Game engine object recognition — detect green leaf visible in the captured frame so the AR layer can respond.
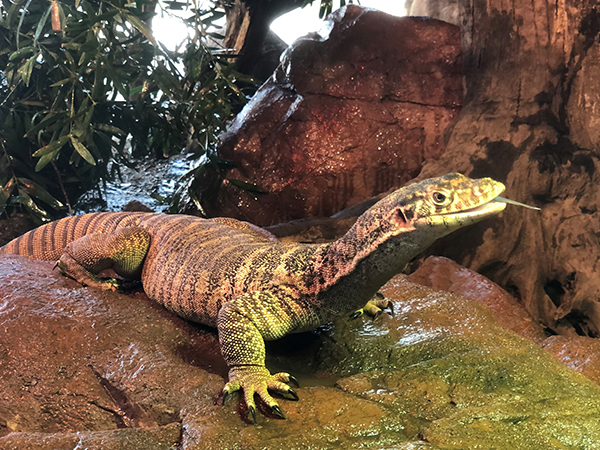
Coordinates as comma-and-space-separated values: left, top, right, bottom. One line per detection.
95, 124, 126, 135
19, 55, 37, 87
32, 135, 70, 157
123, 12, 156, 45
73, 102, 94, 137
25, 113, 64, 139
17, 177, 63, 209
101, 57, 129, 100
129, 85, 143, 95
319, 0, 332, 18
70, 136, 96, 166
34, 4, 53, 45
50, 78, 72, 87
35, 149, 60, 171
16, 188, 51, 222
16, 0, 34, 49
0, 177, 17, 205
61, 42, 82, 51
9, 47, 36, 61
19, 100, 46, 106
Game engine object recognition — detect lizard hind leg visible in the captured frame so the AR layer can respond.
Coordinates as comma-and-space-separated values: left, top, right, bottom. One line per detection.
56, 227, 151, 290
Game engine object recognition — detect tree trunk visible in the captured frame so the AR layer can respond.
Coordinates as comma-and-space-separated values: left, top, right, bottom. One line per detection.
223, 0, 299, 80
416, 0, 600, 336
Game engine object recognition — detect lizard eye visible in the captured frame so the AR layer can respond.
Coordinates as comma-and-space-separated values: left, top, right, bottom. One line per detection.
432, 191, 448, 205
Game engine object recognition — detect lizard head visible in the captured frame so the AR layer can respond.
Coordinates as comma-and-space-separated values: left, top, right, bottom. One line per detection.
322, 173, 509, 292
400, 172, 507, 232
361, 173, 507, 249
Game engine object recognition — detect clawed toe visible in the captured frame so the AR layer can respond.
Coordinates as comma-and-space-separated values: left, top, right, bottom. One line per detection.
287, 388, 299, 401
222, 366, 300, 424
221, 390, 230, 406
358, 295, 394, 320
349, 309, 364, 320
271, 404, 286, 419
287, 374, 300, 388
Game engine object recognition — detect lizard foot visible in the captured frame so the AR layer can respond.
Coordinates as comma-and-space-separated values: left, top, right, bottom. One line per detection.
54, 259, 119, 290
350, 293, 394, 320
221, 366, 299, 424
54, 259, 140, 291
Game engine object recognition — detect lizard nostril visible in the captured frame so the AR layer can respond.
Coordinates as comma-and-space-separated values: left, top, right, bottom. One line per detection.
397, 208, 408, 224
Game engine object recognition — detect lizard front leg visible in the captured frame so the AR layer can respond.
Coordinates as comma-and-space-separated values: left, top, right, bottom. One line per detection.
217, 291, 303, 423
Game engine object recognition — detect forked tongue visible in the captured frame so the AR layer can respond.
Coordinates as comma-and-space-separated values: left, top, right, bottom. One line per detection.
494, 196, 541, 211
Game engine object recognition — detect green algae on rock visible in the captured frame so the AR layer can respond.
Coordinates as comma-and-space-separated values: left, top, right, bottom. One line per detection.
3, 255, 600, 449
321, 275, 600, 449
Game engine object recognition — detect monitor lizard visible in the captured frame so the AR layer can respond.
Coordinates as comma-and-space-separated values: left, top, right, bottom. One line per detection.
0, 173, 512, 423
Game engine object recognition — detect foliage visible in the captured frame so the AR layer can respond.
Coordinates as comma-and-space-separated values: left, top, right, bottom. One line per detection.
303, 0, 357, 18
0, 0, 249, 222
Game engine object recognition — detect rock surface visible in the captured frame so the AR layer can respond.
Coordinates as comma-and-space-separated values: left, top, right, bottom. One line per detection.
206, 6, 463, 226
409, 256, 547, 343
542, 335, 600, 386
2, 254, 600, 449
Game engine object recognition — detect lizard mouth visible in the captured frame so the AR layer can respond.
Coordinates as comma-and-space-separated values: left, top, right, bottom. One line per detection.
442, 199, 507, 221
440, 196, 540, 221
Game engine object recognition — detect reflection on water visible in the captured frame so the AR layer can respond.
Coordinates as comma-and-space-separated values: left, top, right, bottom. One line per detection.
76, 155, 191, 214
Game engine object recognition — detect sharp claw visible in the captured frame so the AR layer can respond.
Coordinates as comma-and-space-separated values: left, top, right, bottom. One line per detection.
349, 309, 363, 320
288, 374, 300, 388
271, 405, 286, 419
222, 390, 229, 406
249, 405, 257, 424
376, 291, 385, 299
287, 388, 299, 401
388, 302, 394, 317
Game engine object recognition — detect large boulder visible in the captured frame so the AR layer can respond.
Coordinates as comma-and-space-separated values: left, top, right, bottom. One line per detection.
3, 254, 600, 449
409, 256, 547, 343
542, 335, 600, 386
204, 5, 463, 226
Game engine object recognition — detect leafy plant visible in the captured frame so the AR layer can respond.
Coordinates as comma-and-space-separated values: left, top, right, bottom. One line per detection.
303, 0, 357, 18
0, 0, 249, 222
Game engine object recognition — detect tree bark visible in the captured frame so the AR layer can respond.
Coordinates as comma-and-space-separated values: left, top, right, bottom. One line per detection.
415, 0, 600, 336
223, 0, 298, 80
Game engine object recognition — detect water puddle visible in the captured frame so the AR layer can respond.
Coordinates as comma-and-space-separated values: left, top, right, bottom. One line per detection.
76, 155, 192, 214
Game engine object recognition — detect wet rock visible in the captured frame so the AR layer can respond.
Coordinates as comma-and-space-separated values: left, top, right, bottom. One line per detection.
542, 335, 600, 386
3, 255, 600, 449
0, 255, 412, 449
0, 424, 181, 450
206, 6, 463, 226
317, 275, 600, 448
0, 254, 227, 445
409, 256, 546, 343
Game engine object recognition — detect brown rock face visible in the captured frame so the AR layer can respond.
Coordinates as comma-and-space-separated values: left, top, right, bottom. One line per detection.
542, 335, 600, 386
410, 256, 547, 344
4, 255, 600, 448
206, 5, 463, 226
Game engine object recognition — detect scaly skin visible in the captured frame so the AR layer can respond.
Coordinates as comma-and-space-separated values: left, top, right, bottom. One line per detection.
0, 173, 507, 423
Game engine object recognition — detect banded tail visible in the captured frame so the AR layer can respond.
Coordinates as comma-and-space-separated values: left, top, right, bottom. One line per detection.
0, 212, 150, 261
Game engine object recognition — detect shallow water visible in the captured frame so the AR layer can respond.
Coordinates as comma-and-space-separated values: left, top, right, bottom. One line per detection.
76, 155, 191, 214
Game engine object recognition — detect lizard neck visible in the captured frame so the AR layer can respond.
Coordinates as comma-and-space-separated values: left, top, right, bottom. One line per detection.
310, 213, 429, 311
